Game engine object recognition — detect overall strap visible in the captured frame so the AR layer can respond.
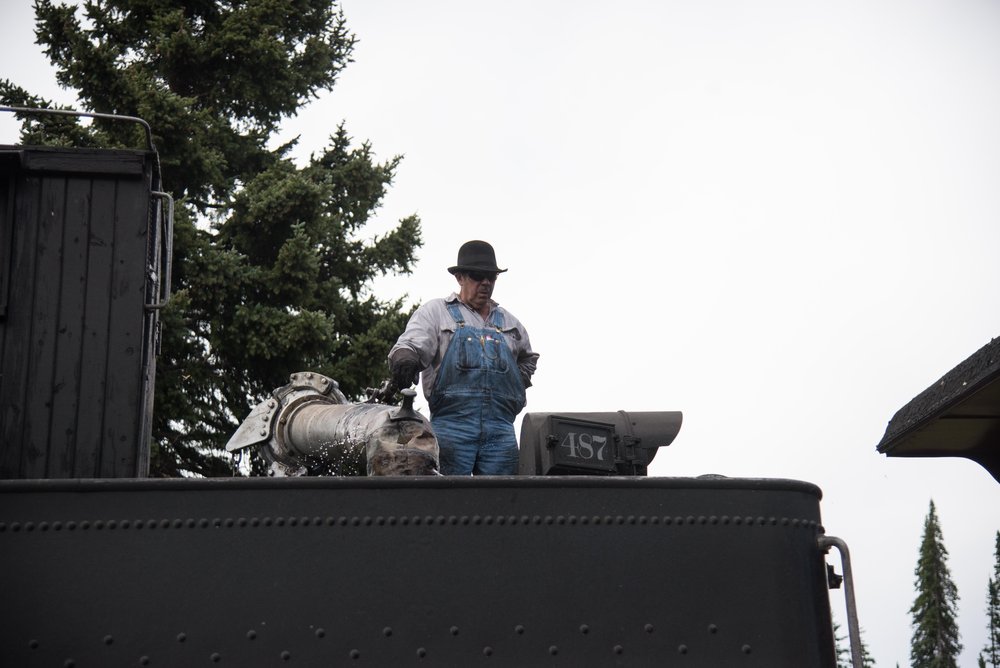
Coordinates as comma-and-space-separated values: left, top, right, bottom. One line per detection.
488, 308, 505, 332
446, 302, 465, 327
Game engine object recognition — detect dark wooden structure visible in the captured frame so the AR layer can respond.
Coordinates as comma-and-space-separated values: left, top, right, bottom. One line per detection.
0, 145, 166, 478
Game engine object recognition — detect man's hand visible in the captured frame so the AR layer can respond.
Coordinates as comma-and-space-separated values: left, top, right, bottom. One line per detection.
389, 350, 420, 389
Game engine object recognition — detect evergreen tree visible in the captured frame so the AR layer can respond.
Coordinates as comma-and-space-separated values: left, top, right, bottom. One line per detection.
834, 621, 876, 667
862, 638, 876, 667
1, 0, 422, 475
835, 621, 851, 667
909, 500, 962, 668
983, 531, 1000, 667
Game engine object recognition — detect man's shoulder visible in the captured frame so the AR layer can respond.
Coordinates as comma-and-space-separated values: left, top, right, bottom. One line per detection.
415, 296, 452, 313
409, 297, 457, 324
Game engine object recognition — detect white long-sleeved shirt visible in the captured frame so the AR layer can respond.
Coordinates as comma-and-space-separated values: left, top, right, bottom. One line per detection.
388, 293, 539, 401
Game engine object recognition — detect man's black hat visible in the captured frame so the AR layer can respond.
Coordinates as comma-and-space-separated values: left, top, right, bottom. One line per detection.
448, 240, 508, 275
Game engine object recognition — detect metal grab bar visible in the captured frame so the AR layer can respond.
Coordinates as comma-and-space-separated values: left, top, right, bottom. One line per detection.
147, 190, 174, 310
0, 105, 156, 152
819, 535, 862, 668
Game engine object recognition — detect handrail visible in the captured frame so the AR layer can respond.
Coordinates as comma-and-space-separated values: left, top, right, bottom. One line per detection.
819, 535, 862, 668
147, 191, 174, 310
0, 105, 156, 152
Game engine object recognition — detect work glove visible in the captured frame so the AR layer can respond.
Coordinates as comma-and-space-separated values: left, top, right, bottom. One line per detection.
389, 350, 420, 389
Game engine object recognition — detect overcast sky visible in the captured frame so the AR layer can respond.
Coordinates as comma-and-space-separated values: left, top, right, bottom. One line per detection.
4, 1, 1000, 664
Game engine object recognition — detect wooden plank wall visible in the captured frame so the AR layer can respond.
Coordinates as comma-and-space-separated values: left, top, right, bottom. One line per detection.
0, 148, 158, 478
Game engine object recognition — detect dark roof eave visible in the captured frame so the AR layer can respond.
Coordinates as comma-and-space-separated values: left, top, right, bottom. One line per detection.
876, 337, 1000, 483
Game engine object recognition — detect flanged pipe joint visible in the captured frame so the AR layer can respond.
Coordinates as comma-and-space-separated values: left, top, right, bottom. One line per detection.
225, 372, 440, 476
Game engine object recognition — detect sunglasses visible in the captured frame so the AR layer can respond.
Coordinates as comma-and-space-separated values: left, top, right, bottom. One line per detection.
466, 271, 498, 283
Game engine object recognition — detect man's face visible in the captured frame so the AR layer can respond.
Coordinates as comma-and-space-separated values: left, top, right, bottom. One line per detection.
457, 271, 498, 311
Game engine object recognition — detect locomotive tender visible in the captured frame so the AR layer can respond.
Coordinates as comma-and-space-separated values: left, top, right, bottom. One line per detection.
0, 109, 860, 667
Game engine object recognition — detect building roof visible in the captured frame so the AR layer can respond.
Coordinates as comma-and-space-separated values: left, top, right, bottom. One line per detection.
876, 336, 1000, 483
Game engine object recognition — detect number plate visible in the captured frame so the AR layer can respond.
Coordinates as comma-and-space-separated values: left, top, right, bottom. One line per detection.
549, 416, 617, 473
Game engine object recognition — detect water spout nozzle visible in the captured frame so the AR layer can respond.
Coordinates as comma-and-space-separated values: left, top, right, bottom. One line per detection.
390, 388, 422, 422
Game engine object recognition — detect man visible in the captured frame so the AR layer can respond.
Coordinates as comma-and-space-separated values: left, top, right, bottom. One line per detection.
388, 240, 539, 475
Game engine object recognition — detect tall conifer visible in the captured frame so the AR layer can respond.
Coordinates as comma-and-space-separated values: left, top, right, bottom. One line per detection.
982, 531, 1000, 667
909, 500, 962, 668
834, 622, 876, 667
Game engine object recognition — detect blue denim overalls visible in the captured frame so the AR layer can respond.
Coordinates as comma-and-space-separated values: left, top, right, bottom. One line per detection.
429, 303, 526, 475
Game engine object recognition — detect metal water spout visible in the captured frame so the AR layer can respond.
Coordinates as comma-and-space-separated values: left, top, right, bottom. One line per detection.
226, 372, 440, 476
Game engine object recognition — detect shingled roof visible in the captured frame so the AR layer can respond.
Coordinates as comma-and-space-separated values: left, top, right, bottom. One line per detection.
877, 337, 1000, 483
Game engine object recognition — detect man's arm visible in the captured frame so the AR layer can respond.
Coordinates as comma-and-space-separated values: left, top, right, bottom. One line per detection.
517, 350, 539, 388
514, 321, 539, 388
387, 301, 442, 388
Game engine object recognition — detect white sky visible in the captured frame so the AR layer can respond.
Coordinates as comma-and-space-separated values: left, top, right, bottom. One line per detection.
4, 1, 1000, 664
